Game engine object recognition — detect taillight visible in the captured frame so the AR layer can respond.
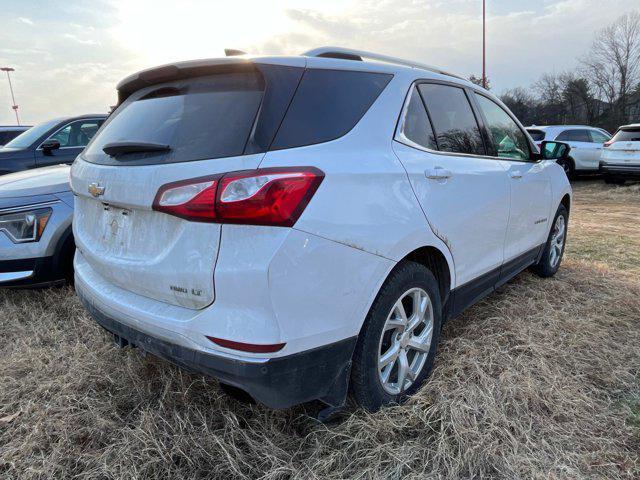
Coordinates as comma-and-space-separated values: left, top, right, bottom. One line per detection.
603, 140, 613, 148
153, 176, 221, 221
152, 167, 324, 226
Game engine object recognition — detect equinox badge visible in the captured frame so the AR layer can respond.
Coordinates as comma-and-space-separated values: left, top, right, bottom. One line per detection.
88, 182, 105, 197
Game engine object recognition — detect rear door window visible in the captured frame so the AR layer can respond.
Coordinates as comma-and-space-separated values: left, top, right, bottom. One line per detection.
418, 84, 485, 155
474, 94, 530, 160
84, 71, 267, 165
556, 129, 590, 142
271, 69, 392, 150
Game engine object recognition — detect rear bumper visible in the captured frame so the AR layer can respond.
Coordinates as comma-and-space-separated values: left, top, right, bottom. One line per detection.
78, 288, 356, 409
600, 162, 640, 177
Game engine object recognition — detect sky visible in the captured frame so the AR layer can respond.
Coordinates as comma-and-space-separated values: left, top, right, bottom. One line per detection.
0, 0, 636, 125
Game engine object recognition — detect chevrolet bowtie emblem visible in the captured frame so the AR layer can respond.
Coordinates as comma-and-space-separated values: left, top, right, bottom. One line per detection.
88, 182, 105, 197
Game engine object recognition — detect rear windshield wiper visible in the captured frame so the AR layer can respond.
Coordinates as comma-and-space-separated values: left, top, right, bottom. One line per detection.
102, 141, 171, 157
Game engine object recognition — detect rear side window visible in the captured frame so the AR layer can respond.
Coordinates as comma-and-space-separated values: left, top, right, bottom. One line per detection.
270, 69, 392, 150
397, 87, 437, 150
418, 84, 485, 155
84, 72, 267, 165
526, 129, 545, 141
610, 128, 640, 142
556, 129, 590, 142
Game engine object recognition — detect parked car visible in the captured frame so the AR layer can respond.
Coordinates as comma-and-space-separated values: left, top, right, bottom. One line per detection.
526, 125, 611, 176
71, 48, 572, 413
0, 125, 31, 147
0, 165, 74, 287
0, 114, 107, 175
600, 123, 640, 184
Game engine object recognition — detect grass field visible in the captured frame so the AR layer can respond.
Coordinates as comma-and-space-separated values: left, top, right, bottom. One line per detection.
1, 179, 639, 479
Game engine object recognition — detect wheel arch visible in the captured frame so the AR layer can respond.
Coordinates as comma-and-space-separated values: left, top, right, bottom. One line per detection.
560, 193, 571, 215
402, 246, 451, 305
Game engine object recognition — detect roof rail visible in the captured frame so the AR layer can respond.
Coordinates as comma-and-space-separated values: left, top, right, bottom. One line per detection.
302, 46, 465, 80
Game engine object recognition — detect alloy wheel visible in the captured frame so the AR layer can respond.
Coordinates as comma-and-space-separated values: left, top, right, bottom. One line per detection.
377, 287, 434, 395
549, 214, 566, 268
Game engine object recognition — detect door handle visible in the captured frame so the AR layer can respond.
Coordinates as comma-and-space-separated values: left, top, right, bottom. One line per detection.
425, 167, 452, 180
510, 171, 523, 179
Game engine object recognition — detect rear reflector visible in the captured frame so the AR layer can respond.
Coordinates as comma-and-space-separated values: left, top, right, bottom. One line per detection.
604, 140, 613, 148
206, 336, 286, 353
153, 167, 324, 226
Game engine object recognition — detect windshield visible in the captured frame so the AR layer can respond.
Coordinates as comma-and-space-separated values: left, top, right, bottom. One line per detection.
4, 120, 59, 149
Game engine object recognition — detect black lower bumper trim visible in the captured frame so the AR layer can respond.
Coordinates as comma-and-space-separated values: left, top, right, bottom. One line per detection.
601, 164, 640, 177
0, 256, 64, 287
79, 291, 357, 409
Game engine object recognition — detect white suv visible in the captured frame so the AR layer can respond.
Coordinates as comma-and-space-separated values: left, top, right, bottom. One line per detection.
526, 125, 611, 176
71, 48, 572, 413
600, 124, 640, 184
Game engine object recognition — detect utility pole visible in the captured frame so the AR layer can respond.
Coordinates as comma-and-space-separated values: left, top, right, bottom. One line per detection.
1, 67, 20, 125
482, 0, 487, 89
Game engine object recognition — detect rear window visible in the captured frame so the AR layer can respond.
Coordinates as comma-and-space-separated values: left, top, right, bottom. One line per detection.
526, 129, 545, 141
84, 72, 266, 165
270, 69, 392, 150
611, 127, 640, 142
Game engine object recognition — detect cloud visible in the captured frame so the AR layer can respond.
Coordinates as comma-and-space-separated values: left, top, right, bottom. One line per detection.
63, 33, 100, 46
0, 0, 637, 125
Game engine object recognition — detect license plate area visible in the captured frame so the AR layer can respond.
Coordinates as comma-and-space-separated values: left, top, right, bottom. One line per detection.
100, 204, 132, 248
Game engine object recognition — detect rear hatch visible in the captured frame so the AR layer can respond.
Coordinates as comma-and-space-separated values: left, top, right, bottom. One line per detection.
70, 59, 304, 309
604, 127, 640, 165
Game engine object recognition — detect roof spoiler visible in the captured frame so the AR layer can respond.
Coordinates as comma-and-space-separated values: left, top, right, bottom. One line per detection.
115, 57, 255, 105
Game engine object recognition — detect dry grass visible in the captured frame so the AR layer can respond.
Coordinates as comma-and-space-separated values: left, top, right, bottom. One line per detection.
1, 179, 639, 479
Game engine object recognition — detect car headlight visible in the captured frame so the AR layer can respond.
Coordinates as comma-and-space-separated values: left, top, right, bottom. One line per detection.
0, 208, 52, 243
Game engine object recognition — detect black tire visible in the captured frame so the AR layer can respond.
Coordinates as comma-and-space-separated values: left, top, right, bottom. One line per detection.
531, 204, 568, 278
557, 157, 575, 179
350, 261, 442, 411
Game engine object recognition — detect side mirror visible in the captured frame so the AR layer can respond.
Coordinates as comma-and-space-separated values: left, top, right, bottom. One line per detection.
41, 139, 60, 154
540, 141, 571, 160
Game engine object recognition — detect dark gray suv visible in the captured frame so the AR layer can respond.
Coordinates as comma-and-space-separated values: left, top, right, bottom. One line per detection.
0, 114, 106, 175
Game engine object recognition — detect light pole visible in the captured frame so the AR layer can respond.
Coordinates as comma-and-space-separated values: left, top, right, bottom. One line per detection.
1, 67, 20, 125
482, 0, 487, 89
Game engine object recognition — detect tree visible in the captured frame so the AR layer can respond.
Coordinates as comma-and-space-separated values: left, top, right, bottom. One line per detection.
500, 87, 537, 125
533, 73, 565, 124
469, 74, 491, 90
560, 73, 596, 124
581, 11, 640, 124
